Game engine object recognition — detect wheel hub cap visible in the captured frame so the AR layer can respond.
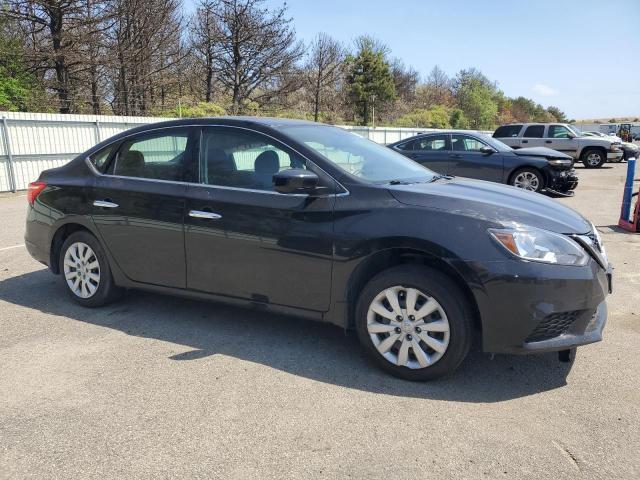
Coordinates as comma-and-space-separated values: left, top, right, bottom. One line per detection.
63, 242, 100, 299
366, 286, 450, 369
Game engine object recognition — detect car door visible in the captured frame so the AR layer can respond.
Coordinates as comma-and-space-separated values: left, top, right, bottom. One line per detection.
396, 134, 451, 174
545, 124, 579, 157
520, 125, 546, 148
183, 126, 336, 311
91, 127, 197, 288
448, 134, 504, 182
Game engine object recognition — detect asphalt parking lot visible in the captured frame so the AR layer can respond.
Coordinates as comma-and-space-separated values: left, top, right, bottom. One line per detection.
1, 163, 639, 479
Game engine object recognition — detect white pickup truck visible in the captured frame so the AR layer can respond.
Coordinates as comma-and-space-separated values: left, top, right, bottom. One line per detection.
493, 123, 623, 168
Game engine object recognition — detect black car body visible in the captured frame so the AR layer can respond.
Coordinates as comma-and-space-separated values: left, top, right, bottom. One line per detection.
25, 118, 611, 380
387, 131, 578, 194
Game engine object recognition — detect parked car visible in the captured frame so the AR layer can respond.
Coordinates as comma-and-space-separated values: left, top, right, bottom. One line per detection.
582, 131, 623, 143
25, 118, 611, 380
387, 131, 577, 194
580, 131, 638, 161
493, 123, 623, 168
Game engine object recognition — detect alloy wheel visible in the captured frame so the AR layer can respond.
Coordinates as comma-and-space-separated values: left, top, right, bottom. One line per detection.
586, 152, 602, 167
63, 242, 100, 298
366, 286, 450, 369
513, 171, 540, 191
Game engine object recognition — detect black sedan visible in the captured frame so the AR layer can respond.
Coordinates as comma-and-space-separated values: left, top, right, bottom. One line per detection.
25, 118, 610, 380
388, 132, 578, 195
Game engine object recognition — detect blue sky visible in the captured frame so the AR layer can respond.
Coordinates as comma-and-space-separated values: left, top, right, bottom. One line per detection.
186, 0, 640, 119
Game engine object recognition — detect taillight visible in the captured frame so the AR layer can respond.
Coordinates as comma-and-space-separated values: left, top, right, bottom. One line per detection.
27, 182, 47, 206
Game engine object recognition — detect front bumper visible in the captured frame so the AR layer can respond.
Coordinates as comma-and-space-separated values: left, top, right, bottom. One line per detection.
607, 151, 623, 161
547, 168, 578, 192
464, 257, 611, 355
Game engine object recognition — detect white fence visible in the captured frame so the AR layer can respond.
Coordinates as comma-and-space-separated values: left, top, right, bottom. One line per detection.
0, 111, 492, 192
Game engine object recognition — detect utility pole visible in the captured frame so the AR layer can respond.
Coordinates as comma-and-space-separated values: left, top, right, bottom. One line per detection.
371, 94, 376, 129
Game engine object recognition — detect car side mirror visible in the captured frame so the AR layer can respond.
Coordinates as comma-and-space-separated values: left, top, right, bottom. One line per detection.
273, 169, 319, 194
480, 146, 496, 155
566, 134, 576, 139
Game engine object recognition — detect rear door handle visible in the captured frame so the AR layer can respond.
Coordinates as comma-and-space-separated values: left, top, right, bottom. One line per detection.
450, 154, 462, 159
93, 200, 119, 209
522, 140, 528, 143
189, 210, 222, 220
545, 140, 552, 144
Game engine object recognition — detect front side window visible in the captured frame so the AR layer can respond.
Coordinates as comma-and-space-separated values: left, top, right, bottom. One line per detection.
523, 125, 545, 138
414, 135, 449, 151
113, 129, 191, 181
200, 128, 306, 190
281, 125, 434, 184
548, 125, 573, 138
451, 134, 487, 152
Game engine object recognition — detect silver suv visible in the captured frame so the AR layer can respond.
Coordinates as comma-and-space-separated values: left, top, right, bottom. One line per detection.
493, 123, 623, 168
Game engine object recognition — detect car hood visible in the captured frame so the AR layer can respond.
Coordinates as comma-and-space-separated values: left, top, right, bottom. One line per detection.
388, 177, 592, 234
511, 147, 573, 160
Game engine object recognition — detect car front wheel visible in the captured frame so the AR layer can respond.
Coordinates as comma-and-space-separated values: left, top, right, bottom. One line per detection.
355, 265, 473, 381
59, 230, 121, 307
581, 148, 606, 168
510, 168, 544, 192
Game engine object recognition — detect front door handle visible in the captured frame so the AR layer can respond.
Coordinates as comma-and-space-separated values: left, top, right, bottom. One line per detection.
93, 200, 119, 208
450, 154, 462, 159
189, 210, 222, 220
522, 140, 528, 143
545, 140, 552, 144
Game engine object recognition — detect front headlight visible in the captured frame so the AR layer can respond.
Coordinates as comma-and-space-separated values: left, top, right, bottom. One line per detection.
547, 159, 573, 167
489, 227, 589, 266
610, 144, 622, 152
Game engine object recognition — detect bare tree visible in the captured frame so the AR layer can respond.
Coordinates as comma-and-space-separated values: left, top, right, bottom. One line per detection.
208, 0, 303, 113
190, 0, 220, 102
304, 33, 344, 122
416, 65, 453, 108
4, 0, 112, 113
108, 0, 186, 116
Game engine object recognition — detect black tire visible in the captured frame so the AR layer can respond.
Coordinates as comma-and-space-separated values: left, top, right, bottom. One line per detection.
355, 265, 473, 381
581, 148, 606, 168
59, 230, 122, 307
509, 167, 545, 193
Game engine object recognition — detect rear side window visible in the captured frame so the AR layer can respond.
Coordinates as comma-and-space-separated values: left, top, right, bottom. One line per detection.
414, 135, 449, 151
113, 128, 192, 181
493, 125, 522, 138
523, 125, 545, 138
89, 146, 114, 173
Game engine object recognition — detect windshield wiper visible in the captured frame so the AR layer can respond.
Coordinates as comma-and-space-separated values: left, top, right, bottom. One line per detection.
427, 174, 454, 183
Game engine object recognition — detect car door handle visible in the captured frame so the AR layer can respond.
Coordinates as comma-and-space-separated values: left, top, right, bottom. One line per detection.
522, 140, 528, 143
545, 140, 552, 144
450, 154, 462, 159
93, 200, 119, 209
188, 210, 222, 220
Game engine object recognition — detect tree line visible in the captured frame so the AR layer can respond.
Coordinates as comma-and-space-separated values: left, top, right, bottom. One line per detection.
0, 0, 570, 128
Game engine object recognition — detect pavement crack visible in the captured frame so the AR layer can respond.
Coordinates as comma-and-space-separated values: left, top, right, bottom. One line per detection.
552, 440, 581, 471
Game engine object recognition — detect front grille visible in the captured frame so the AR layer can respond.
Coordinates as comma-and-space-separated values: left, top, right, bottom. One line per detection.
525, 311, 580, 342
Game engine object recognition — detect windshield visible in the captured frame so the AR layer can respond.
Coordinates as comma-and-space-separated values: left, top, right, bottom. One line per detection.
281, 125, 435, 184
567, 124, 583, 136
476, 134, 513, 152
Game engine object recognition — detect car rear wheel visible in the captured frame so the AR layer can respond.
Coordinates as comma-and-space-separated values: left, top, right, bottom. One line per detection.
510, 168, 544, 192
59, 231, 121, 307
581, 148, 606, 168
355, 265, 473, 381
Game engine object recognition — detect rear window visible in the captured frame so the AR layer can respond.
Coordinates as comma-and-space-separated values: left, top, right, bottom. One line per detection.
493, 125, 522, 138
523, 125, 545, 138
